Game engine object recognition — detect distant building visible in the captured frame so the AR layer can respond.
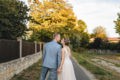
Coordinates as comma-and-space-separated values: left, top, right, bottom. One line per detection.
107, 37, 120, 43
90, 37, 120, 43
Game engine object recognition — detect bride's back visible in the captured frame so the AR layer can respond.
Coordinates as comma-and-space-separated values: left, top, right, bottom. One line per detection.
63, 46, 71, 59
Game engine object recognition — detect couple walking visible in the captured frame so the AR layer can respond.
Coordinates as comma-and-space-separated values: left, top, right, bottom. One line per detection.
40, 33, 76, 80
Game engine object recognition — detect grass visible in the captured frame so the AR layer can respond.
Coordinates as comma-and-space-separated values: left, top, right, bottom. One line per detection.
10, 51, 120, 80
115, 64, 120, 67
73, 51, 120, 80
11, 59, 42, 80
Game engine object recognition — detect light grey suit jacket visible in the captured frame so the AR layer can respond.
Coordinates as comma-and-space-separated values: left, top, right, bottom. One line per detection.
42, 40, 61, 69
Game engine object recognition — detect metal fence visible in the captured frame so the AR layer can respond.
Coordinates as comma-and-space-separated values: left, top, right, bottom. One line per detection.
0, 39, 43, 63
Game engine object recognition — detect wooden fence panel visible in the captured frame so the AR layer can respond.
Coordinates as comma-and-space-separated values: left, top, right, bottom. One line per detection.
0, 39, 19, 63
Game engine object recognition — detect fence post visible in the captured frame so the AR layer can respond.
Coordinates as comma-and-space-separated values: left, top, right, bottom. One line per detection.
35, 41, 37, 54
17, 37, 22, 59
39, 42, 43, 57
40, 42, 42, 52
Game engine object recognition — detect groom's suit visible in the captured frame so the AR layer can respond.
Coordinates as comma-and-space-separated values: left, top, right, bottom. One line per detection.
40, 40, 61, 80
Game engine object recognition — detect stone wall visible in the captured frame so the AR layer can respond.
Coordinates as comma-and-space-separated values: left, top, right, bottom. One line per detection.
87, 49, 118, 54
0, 52, 42, 80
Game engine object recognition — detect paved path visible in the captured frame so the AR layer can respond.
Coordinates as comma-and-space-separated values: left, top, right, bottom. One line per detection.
46, 59, 92, 80
72, 59, 91, 80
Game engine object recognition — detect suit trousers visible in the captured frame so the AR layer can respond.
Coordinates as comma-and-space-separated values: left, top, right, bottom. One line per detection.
40, 66, 57, 80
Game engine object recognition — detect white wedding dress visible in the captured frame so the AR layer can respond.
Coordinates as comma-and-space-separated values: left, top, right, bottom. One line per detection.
58, 47, 76, 80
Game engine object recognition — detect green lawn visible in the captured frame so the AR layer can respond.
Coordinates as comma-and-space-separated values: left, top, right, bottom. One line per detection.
73, 51, 120, 80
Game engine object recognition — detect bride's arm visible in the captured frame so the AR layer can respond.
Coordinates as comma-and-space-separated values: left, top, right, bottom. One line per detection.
68, 47, 72, 58
58, 48, 65, 71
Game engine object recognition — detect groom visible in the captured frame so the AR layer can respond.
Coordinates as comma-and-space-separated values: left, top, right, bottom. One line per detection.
40, 33, 62, 80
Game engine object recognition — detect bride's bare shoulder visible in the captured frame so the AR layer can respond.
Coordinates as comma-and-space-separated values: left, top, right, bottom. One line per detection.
62, 47, 66, 52
61, 47, 65, 51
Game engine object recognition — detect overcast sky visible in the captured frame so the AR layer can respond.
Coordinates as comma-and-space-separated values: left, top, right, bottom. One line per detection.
21, 0, 120, 37
67, 0, 120, 37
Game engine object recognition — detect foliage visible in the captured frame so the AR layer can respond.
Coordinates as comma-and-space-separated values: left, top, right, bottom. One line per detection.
70, 20, 88, 49
80, 32, 90, 48
88, 37, 120, 52
89, 37, 103, 49
29, 0, 76, 39
29, 29, 53, 42
92, 26, 107, 39
115, 13, 120, 35
29, 0, 88, 44
0, 0, 30, 39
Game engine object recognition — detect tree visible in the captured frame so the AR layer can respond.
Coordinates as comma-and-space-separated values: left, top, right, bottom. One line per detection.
92, 26, 107, 39
115, 13, 120, 35
28, 0, 89, 50
80, 32, 90, 48
73, 20, 87, 37
74, 20, 87, 32
0, 0, 30, 39
71, 20, 88, 48
29, 0, 77, 41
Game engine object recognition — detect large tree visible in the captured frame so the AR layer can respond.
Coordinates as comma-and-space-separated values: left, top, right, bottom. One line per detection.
29, 0, 77, 41
115, 13, 120, 35
0, 0, 30, 39
28, 0, 88, 46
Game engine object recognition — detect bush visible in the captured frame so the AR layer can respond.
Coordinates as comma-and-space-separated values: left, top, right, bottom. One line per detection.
88, 37, 103, 49
88, 38, 120, 52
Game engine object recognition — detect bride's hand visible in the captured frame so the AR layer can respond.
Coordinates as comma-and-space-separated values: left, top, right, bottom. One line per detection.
57, 67, 62, 74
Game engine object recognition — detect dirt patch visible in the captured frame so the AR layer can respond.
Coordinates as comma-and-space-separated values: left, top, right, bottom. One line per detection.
91, 58, 120, 74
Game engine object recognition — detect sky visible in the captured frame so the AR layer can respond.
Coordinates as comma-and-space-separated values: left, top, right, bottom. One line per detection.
21, 0, 120, 37
67, 0, 120, 37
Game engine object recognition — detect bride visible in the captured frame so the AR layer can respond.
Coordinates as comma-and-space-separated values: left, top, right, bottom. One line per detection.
57, 38, 76, 80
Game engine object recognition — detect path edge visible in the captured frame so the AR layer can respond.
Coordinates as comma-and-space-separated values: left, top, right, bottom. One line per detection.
72, 57, 98, 80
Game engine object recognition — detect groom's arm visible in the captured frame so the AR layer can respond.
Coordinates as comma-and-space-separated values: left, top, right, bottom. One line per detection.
57, 45, 62, 68
42, 44, 46, 62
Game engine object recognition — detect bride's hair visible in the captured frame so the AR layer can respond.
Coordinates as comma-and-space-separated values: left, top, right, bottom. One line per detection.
64, 38, 70, 46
